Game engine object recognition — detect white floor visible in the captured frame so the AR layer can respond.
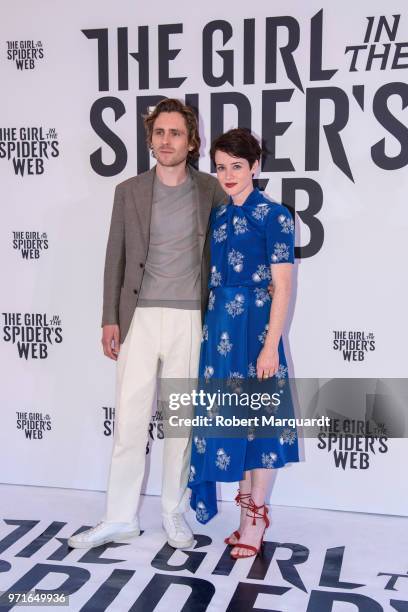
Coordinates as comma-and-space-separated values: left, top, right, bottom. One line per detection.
0, 484, 407, 611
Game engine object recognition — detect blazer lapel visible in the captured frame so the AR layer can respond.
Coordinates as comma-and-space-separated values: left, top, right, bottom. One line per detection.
131, 167, 155, 250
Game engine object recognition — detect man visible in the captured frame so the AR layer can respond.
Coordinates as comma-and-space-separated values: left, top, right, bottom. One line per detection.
68, 98, 226, 550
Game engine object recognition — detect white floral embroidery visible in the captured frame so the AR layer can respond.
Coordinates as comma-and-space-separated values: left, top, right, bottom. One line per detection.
233, 216, 249, 235
254, 287, 271, 307
196, 500, 210, 522
225, 293, 245, 317
227, 371, 244, 393
217, 332, 233, 356
280, 428, 297, 445
275, 364, 288, 379
262, 452, 277, 468
252, 204, 270, 221
278, 214, 294, 234
252, 264, 271, 283
258, 324, 269, 345
210, 266, 222, 286
215, 448, 231, 470
194, 436, 207, 454
248, 362, 257, 378
228, 249, 244, 272
204, 365, 214, 382
216, 204, 227, 218
271, 242, 290, 263
208, 291, 215, 311
201, 324, 208, 342
189, 465, 196, 482
213, 223, 227, 243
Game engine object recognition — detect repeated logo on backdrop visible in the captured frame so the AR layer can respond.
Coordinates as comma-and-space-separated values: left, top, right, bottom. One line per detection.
16, 412, 52, 440
2, 313, 63, 359
6, 40, 44, 70
102, 406, 163, 453
12, 231, 49, 260
0, 127, 60, 175
333, 330, 376, 361
102, 406, 115, 436
317, 418, 388, 469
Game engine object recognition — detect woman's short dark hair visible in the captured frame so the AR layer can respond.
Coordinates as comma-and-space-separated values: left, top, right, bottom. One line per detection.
210, 128, 261, 167
143, 98, 200, 162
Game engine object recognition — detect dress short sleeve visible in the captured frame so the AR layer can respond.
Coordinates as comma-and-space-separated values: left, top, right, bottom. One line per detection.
266, 205, 295, 264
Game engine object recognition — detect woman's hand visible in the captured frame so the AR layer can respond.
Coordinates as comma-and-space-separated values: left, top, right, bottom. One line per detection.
256, 345, 279, 380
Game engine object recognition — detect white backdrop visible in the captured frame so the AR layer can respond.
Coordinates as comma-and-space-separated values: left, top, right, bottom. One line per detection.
1, 0, 407, 516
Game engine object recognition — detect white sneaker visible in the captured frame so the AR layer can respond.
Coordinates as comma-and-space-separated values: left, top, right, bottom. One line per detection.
162, 513, 194, 549
68, 520, 140, 549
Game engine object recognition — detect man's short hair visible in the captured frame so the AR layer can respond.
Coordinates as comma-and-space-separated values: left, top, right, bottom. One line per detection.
143, 98, 201, 162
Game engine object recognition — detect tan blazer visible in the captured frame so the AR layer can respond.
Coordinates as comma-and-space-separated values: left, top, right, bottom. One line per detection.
102, 165, 227, 343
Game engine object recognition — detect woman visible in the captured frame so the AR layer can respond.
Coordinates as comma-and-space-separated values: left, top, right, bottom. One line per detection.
188, 128, 299, 559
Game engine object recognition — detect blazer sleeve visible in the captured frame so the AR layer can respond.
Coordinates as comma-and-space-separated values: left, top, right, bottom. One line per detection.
101, 184, 126, 327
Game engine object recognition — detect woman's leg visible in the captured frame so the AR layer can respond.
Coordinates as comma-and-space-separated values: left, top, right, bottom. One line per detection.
231, 468, 276, 557
226, 471, 251, 545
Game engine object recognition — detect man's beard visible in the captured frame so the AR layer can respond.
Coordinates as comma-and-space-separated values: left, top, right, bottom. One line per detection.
153, 149, 188, 167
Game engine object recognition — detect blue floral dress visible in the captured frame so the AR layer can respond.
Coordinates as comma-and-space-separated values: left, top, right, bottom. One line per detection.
188, 188, 299, 524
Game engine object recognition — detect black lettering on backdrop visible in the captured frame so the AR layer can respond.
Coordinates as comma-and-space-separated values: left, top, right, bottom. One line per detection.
0, 564, 90, 612
243, 19, 255, 84
203, 21, 234, 87
129, 574, 215, 612
282, 178, 324, 259
305, 86, 353, 181
307, 591, 384, 611
82, 29, 109, 91
346, 14, 408, 72
81, 569, 135, 612
0, 520, 39, 554
378, 572, 408, 591
227, 583, 290, 612
151, 534, 211, 573
210, 92, 251, 171
83, 12, 408, 263
1, 523, 408, 608
16, 522, 65, 558
265, 16, 303, 92
372, 82, 408, 170
247, 541, 308, 592
310, 9, 338, 81
129, 26, 150, 89
158, 24, 186, 88
90, 97, 127, 176
391, 601, 408, 611
262, 89, 295, 173
319, 546, 365, 589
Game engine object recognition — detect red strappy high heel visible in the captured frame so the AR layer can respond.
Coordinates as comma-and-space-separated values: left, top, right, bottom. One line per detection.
224, 490, 251, 545
230, 498, 270, 559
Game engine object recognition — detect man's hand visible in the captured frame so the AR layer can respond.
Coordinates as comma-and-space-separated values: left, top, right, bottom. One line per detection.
267, 281, 275, 298
102, 324, 120, 360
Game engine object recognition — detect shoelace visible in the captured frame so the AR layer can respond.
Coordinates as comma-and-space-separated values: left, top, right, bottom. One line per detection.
170, 514, 185, 533
90, 522, 106, 533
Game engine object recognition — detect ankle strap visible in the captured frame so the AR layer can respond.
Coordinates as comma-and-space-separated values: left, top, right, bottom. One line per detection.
235, 490, 252, 508
246, 498, 269, 527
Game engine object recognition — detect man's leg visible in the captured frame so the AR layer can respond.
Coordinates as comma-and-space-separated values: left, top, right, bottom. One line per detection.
160, 309, 201, 546
68, 307, 160, 548
105, 307, 161, 522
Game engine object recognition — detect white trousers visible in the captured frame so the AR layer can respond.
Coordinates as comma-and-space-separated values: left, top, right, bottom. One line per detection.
105, 307, 201, 522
